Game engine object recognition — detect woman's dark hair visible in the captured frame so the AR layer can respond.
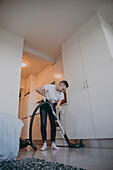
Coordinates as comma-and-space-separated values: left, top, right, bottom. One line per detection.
59, 80, 69, 88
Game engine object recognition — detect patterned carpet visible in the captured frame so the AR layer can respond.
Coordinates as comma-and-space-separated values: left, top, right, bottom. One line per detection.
0, 157, 85, 170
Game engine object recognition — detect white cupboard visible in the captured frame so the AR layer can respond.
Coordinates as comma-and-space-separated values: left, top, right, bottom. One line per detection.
62, 13, 113, 139
62, 34, 95, 139
29, 114, 50, 140
78, 14, 113, 138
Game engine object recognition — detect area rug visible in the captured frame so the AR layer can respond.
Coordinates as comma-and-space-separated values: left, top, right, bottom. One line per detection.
0, 157, 85, 170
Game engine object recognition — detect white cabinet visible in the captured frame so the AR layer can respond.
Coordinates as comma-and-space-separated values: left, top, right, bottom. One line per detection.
78, 14, 113, 138
29, 114, 50, 140
29, 114, 42, 140
62, 34, 95, 139
21, 118, 29, 139
22, 94, 29, 119
24, 76, 31, 95
62, 14, 113, 139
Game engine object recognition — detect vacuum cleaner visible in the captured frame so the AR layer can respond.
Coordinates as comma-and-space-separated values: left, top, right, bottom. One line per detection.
20, 100, 84, 150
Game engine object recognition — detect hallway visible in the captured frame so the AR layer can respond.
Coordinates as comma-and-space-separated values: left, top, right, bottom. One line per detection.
17, 145, 113, 170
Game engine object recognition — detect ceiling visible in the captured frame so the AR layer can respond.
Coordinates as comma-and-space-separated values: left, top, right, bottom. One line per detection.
0, 0, 113, 59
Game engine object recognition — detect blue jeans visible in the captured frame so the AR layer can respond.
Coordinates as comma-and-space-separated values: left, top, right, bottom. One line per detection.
40, 102, 56, 143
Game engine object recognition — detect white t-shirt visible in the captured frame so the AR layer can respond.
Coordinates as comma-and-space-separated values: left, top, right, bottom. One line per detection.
43, 84, 64, 103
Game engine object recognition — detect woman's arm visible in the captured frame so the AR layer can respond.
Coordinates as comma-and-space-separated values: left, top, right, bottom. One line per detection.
56, 100, 61, 108
35, 86, 50, 100
56, 100, 62, 113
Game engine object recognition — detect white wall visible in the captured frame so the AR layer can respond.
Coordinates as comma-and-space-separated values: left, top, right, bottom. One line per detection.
0, 28, 24, 117
20, 78, 25, 89
98, 13, 113, 59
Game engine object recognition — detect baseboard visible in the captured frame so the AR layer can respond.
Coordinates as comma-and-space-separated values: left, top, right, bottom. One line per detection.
79, 139, 113, 149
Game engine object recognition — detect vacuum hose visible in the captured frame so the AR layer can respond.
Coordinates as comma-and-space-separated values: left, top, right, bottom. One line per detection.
20, 101, 84, 150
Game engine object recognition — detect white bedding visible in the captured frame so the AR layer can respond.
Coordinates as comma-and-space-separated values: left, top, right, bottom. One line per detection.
0, 113, 24, 162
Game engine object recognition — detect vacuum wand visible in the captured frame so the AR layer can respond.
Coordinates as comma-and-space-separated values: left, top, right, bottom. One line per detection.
46, 99, 84, 148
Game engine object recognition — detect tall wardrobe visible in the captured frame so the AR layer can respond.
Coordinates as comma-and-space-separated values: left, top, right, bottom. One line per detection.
62, 13, 113, 139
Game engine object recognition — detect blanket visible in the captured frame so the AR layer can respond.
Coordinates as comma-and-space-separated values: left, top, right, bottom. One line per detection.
0, 113, 24, 162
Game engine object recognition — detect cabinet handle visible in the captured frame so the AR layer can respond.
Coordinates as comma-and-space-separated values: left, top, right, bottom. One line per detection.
86, 80, 89, 88
83, 81, 87, 89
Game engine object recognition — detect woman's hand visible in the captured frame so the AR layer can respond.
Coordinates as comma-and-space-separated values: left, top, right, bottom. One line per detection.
56, 106, 62, 114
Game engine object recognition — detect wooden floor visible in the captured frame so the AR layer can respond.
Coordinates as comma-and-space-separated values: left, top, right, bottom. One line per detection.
17, 145, 113, 170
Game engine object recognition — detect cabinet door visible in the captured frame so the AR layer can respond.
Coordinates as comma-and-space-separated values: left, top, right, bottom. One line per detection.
47, 115, 50, 140
29, 114, 51, 140
29, 114, 42, 140
78, 17, 113, 138
21, 118, 29, 138
62, 34, 95, 139
22, 95, 29, 119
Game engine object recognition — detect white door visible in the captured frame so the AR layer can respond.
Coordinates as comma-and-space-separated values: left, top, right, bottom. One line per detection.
78, 16, 113, 138
62, 33, 95, 139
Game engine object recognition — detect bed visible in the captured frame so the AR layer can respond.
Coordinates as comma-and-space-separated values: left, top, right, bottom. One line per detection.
0, 113, 24, 162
